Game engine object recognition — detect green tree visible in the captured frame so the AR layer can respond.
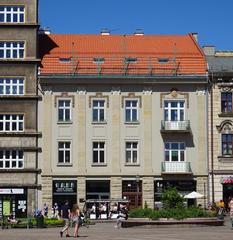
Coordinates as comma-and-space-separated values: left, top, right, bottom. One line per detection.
161, 187, 184, 209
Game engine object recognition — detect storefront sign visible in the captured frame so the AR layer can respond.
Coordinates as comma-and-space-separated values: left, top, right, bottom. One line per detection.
0, 188, 24, 194
222, 177, 233, 184
53, 180, 77, 194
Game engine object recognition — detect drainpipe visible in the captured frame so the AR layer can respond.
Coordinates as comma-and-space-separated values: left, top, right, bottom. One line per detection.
210, 72, 215, 203
206, 78, 210, 207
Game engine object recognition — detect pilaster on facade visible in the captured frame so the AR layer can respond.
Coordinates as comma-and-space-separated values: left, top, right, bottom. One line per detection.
110, 177, 122, 199
142, 177, 154, 208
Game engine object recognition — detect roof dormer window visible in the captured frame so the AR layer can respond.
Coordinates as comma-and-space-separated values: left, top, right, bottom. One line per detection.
59, 58, 71, 63
125, 57, 137, 63
93, 57, 105, 64
158, 58, 169, 63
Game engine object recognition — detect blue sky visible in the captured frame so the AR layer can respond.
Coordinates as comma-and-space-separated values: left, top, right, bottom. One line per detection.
39, 0, 233, 50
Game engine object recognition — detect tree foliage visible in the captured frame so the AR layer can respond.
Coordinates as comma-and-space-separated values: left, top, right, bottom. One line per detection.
161, 187, 184, 209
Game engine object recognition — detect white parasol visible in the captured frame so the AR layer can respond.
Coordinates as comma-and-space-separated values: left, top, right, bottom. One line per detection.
184, 191, 204, 199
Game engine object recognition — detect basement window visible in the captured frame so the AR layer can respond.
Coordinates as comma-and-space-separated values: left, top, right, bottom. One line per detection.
158, 58, 169, 63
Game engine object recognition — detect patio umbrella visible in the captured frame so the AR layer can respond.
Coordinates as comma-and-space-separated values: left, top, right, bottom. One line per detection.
184, 191, 204, 199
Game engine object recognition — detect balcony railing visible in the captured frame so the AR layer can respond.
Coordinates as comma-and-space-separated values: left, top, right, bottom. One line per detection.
161, 161, 192, 173
161, 120, 190, 131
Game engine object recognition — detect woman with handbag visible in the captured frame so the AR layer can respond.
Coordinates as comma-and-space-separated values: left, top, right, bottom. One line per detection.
71, 204, 80, 238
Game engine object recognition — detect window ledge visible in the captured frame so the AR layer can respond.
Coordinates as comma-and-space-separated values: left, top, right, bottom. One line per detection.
92, 121, 107, 125
57, 163, 73, 167
218, 155, 233, 162
125, 121, 140, 125
57, 121, 73, 125
218, 113, 233, 117
92, 163, 107, 167
125, 163, 140, 166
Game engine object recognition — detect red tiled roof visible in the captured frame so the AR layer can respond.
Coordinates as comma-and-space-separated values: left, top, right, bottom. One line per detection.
39, 34, 207, 76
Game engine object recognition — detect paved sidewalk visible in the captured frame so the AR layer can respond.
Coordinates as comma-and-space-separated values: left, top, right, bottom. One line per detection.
0, 220, 232, 240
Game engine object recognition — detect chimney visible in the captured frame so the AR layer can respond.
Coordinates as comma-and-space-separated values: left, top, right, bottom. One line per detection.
191, 32, 198, 42
202, 46, 216, 56
134, 29, 144, 36
101, 28, 110, 35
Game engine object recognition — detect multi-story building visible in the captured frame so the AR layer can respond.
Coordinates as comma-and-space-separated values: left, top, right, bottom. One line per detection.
38, 32, 208, 210
0, 0, 40, 218
204, 46, 233, 204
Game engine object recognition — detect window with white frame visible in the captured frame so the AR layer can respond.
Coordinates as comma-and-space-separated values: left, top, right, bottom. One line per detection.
164, 142, 185, 162
92, 141, 105, 164
0, 150, 23, 169
58, 100, 71, 122
58, 141, 71, 164
222, 134, 233, 156
0, 78, 24, 95
0, 114, 24, 132
125, 100, 138, 122
0, 6, 25, 23
92, 100, 105, 122
164, 100, 184, 121
0, 41, 25, 59
125, 142, 138, 164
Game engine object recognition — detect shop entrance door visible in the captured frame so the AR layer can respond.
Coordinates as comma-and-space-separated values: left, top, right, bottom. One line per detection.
223, 184, 233, 204
122, 180, 142, 209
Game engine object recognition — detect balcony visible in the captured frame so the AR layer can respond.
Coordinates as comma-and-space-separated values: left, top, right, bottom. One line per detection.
161, 120, 191, 133
161, 162, 192, 174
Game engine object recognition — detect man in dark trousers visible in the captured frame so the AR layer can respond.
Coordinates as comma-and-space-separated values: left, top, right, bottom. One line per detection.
60, 200, 71, 237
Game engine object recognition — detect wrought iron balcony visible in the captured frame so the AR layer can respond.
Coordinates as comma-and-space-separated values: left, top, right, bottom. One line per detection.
161, 161, 192, 174
161, 120, 190, 132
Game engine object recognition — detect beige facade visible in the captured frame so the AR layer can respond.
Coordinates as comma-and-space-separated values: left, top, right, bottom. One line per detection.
38, 80, 209, 210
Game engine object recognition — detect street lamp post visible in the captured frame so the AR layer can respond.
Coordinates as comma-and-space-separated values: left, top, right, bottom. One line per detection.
136, 174, 140, 208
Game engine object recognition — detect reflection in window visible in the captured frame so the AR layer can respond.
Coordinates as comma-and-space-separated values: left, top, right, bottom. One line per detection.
164, 142, 185, 162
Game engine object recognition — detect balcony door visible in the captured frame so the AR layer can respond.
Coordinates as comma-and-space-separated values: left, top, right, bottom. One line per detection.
164, 100, 184, 121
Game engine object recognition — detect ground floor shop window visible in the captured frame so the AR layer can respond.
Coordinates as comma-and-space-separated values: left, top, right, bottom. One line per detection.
86, 180, 110, 220
154, 180, 196, 208
222, 180, 233, 208
86, 180, 110, 200
0, 188, 27, 218
52, 180, 77, 211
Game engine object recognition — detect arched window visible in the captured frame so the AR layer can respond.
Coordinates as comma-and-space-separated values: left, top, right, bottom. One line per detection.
217, 120, 233, 156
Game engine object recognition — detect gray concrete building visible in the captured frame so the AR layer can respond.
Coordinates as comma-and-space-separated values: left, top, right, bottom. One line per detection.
204, 46, 233, 204
0, 0, 40, 218
38, 32, 209, 214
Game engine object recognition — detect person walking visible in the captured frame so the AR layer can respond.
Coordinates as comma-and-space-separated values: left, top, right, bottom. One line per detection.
228, 197, 233, 229
71, 204, 81, 238
60, 200, 71, 237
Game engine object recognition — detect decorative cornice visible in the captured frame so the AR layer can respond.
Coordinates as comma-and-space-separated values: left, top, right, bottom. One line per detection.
121, 92, 142, 108
76, 88, 86, 95
111, 87, 121, 95
54, 92, 75, 107
160, 88, 189, 108
44, 90, 53, 95
143, 87, 152, 95
195, 88, 206, 95
88, 92, 109, 108
216, 120, 233, 133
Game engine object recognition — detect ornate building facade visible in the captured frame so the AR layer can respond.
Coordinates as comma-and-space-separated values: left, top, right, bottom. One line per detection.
38, 33, 208, 211
204, 46, 233, 204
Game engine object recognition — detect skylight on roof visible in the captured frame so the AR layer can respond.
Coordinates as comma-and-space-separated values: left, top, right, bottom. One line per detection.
158, 58, 169, 63
59, 58, 71, 63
